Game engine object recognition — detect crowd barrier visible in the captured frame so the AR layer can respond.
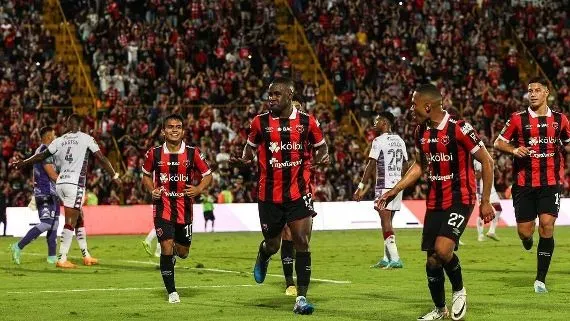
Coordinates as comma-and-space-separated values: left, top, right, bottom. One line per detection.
5, 200, 570, 237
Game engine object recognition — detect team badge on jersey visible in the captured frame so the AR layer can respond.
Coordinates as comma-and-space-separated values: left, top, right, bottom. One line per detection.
441, 135, 450, 146
296, 125, 304, 133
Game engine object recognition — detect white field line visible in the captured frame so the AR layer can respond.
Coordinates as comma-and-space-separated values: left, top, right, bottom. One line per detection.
7, 284, 259, 295
120, 259, 352, 284
2, 252, 352, 285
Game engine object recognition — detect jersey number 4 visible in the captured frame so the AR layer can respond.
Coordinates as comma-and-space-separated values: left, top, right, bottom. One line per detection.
65, 147, 74, 164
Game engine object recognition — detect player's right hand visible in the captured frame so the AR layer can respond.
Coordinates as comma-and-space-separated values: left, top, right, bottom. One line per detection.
229, 157, 252, 167
151, 187, 164, 200
353, 188, 365, 202
512, 146, 530, 158
375, 189, 397, 211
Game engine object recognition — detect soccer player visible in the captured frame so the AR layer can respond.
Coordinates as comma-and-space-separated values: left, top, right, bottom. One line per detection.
494, 77, 569, 293
10, 114, 121, 268
141, 114, 212, 304
378, 84, 495, 321
10, 127, 59, 264
200, 191, 215, 232
474, 152, 503, 242
354, 112, 408, 269
230, 77, 328, 314
142, 227, 161, 257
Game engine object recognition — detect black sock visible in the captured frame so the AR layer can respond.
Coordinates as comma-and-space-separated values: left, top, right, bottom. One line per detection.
426, 265, 446, 309
160, 254, 176, 294
536, 237, 554, 283
258, 241, 271, 262
281, 240, 295, 287
295, 252, 311, 297
522, 237, 534, 250
443, 254, 463, 292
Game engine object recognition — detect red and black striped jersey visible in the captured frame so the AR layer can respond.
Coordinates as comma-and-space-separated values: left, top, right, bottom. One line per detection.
498, 107, 570, 187
142, 142, 211, 224
247, 108, 325, 203
416, 112, 482, 210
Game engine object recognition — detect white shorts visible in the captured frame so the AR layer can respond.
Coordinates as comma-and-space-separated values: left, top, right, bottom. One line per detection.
374, 189, 403, 211
56, 184, 85, 210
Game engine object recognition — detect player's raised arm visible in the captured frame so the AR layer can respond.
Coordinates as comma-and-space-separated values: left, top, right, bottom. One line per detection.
9, 149, 52, 170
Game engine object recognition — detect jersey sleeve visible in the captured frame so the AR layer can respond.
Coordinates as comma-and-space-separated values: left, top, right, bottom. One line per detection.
368, 138, 381, 160
247, 116, 262, 147
141, 148, 155, 176
498, 113, 519, 142
456, 121, 483, 154
560, 114, 570, 145
308, 115, 325, 147
193, 148, 212, 177
38, 145, 55, 165
47, 137, 61, 155
86, 135, 101, 153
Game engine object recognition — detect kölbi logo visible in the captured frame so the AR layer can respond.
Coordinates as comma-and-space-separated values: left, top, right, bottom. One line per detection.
428, 153, 453, 162
528, 137, 557, 146
268, 141, 302, 153
159, 173, 189, 183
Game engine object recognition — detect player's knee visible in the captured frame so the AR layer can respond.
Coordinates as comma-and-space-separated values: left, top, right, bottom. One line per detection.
36, 222, 53, 233
292, 237, 309, 252
538, 224, 554, 238
426, 253, 440, 268
433, 247, 452, 263
517, 227, 533, 239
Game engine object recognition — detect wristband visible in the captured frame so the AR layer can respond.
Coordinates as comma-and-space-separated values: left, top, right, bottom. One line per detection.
358, 182, 365, 190
113, 173, 120, 180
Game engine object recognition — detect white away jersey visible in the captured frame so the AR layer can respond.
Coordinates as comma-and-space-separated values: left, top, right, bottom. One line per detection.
48, 131, 100, 187
369, 133, 408, 189
473, 159, 500, 203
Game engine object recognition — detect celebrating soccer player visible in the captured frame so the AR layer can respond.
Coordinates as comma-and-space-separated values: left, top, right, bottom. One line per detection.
473, 152, 503, 242
494, 77, 569, 293
10, 114, 121, 268
230, 77, 328, 314
354, 112, 408, 269
378, 84, 495, 321
141, 114, 212, 304
10, 126, 59, 264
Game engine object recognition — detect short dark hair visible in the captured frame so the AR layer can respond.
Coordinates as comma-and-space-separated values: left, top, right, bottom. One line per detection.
40, 126, 53, 137
377, 111, 395, 126
415, 83, 442, 101
67, 113, 82, 124
271, 77, 294, 93
162, 114, 184, 128
527, 76, 549, 89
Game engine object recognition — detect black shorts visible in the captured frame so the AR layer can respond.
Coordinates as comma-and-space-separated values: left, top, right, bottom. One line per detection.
421, 204, 473, 252
154, 217, 193, 247
512, 185, 560, 223
203, 210, 215, 221
258, 194, 314, 239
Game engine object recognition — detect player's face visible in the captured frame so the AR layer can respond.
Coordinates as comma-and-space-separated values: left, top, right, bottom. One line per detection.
528, 83, 549, 109
268, 83, 292, 115
44, 130, 56, 144
373, 116, 387, 132
411, 91, 429, 123
162, 119, 184, 143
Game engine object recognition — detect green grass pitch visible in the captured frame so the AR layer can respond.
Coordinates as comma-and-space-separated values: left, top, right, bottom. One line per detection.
1, 227, 569, 320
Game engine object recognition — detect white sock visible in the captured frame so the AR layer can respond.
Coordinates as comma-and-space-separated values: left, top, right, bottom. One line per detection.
488, 211, 501, 234
383, 244, 389, 261
58, 228, 74, 262
75, 227, 90, 258
385, 235, 400, 261
145, 228, 156, 244
476, 217, 484, 236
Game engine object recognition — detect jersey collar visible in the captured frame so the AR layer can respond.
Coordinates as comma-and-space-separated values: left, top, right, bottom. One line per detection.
271, 107, 298, 120
528, 106, 551, 118
163, 141, 186, 154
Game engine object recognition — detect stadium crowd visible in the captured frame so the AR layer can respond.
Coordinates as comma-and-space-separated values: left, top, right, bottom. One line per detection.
1, 0, 569, 206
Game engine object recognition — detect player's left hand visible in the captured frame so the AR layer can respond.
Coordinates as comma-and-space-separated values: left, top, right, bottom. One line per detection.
8, 159, 22, 170
479, 201, 496, 223
311, 153, 330, 168
184, 185, 202, 198
353, 188, 365, 201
